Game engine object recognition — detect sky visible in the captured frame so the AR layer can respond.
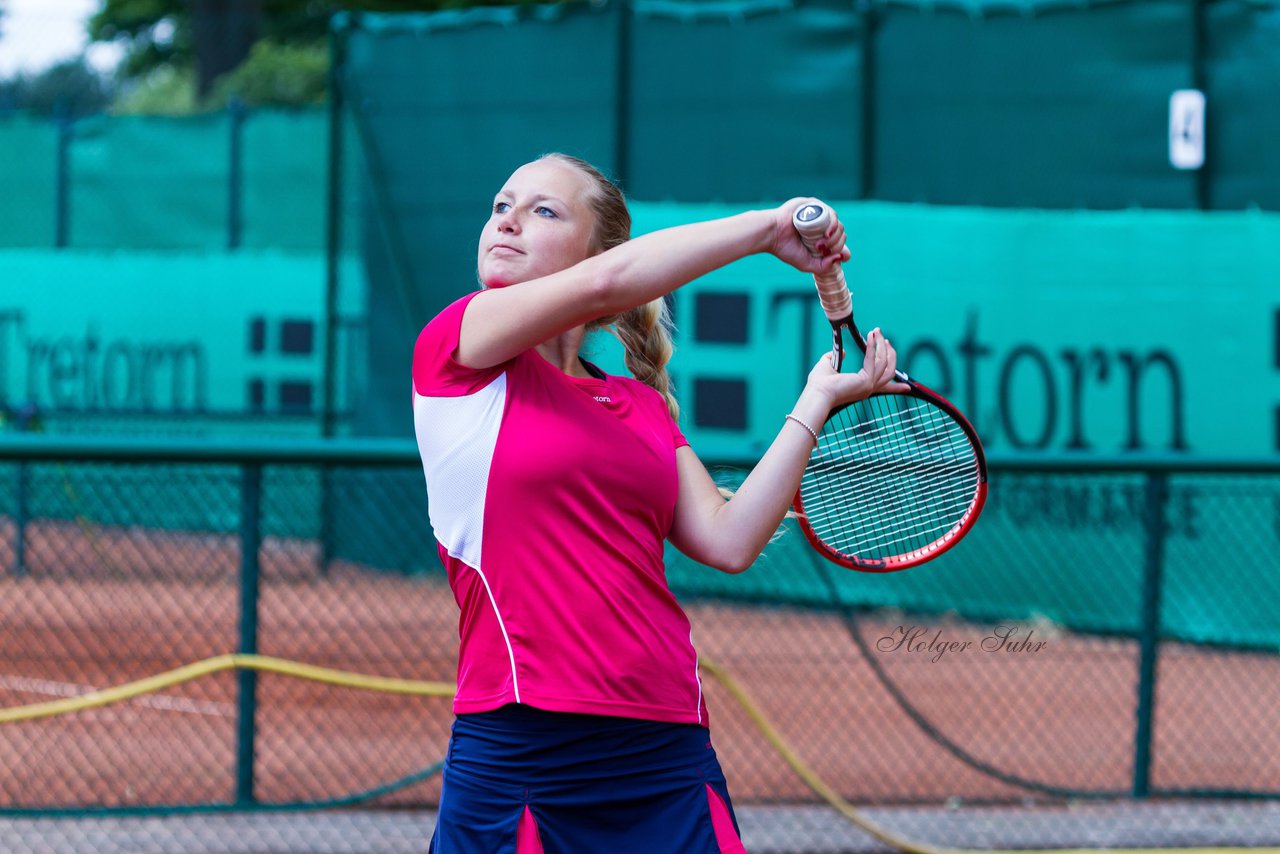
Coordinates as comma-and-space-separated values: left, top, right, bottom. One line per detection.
0, 0, 124, 78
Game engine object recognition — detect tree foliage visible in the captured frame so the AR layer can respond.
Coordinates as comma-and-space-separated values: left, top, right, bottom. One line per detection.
89, 1, 332, 83
212, 38, 329, 108
89, 0, 576, 83
0, 58, 114, 117
0, 0, 580, 115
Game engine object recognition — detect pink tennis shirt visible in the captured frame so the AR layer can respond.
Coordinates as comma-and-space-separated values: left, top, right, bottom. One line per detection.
412, 292, 709, 726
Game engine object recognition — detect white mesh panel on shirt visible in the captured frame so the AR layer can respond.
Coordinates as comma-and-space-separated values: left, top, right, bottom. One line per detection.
412, 373, 507, 569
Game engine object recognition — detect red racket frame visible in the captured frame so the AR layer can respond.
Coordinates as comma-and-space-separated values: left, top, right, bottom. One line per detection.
792, 378, 988, 572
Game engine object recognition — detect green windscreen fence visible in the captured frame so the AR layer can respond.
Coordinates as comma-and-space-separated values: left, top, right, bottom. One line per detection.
626, 0, 863, 202
873, 0, 1194, 208
0, 109, 329, 251
239, 110, 332, 251
1205, 0, 1280, 209
337, 0, 1280, 437
0, 116, 58, 247
339, 0, 1280, 210
70, 114, 229, 250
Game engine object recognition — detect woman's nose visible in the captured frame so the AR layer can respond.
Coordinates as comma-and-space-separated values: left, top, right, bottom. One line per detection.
496, 210, 519, 233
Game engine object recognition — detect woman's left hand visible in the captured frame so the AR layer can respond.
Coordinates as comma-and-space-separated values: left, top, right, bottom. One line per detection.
805, 327, 910, 410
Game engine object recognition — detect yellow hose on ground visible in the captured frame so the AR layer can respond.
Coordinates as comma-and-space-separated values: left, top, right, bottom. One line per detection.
0, 653, 454, 724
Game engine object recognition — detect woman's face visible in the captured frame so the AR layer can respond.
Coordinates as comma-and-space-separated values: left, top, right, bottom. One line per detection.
477, 159, 597, 288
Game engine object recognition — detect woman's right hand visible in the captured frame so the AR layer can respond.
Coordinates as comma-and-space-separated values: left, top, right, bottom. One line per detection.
766, 198, 851, 275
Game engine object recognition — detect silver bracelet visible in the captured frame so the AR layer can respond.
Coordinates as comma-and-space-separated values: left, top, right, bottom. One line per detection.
785, 413, 820, 445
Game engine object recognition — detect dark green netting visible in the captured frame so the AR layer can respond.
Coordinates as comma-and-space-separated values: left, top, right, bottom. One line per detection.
0, 116, 59, 246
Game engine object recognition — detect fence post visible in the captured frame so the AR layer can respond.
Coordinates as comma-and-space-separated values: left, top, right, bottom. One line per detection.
13, 450, 28, 579
319, 16, 353, 574
10, 404, 41, 578
1190, 0, 1210, 211
235, 462, 263, 806
54, 108, 73, 248
857, 0, 877, 200
1132, 471, 1169, 797
227, 97, 246, 250
613, 0, 631, 190
323, 20, 348, 444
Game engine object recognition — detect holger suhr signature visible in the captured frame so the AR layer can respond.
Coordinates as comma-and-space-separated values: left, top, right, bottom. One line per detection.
877, 625, 1049, 663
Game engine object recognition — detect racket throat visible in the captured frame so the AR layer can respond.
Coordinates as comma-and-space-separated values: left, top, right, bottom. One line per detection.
830, 318, 861, 372
830, 318, 912, 383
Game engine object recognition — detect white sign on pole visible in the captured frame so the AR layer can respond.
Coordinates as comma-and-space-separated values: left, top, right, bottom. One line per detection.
1169, 89, 1206, 170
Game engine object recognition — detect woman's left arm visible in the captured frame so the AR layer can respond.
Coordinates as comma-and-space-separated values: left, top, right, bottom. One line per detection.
668, 329, 907, 573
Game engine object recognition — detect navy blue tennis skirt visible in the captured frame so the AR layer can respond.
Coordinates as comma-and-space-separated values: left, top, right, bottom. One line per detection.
429, 704, 747, 854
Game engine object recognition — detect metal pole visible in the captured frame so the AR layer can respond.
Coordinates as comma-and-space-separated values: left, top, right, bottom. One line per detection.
319, 15, 352, 576
227, 96, 245, 250
1190, 0, 1210, 211
14, 453, 28, 578
12, 405, 39, 578
235, 463, 263, 806
344, 75, 427, 326
54, 108, 72, 248
857, 0, 877, 200
613, 0, 632, 190
322, 21, 349, 442
1132, 472, 1169, 797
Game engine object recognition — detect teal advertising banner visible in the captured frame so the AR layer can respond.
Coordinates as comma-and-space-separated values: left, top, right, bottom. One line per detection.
0, 251, 364, 435
577, 202, 1280, 461
4, 203, 1275, 459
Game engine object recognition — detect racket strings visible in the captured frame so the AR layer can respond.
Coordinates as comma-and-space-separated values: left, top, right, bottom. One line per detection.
807, 430, 977, 524
804, 470, 974, 554
805, 480, 975, 550
799, 395, 981, 562
812, 404, 975, 507
827, 399, 978, 544
811, 404, 972, 466
809, 399, 976, 556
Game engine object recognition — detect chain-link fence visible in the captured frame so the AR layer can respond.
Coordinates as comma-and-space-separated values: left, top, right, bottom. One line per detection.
1, 436, 1278, 852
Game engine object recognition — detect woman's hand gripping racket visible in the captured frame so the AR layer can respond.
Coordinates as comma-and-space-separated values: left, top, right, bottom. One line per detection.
791, 202, 988, 572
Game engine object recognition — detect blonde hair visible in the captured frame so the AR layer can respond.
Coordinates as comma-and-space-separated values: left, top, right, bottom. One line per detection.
540, 153, 680, 421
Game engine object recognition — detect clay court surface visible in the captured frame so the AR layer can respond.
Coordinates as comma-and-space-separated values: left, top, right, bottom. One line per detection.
1, 521, 1277, 815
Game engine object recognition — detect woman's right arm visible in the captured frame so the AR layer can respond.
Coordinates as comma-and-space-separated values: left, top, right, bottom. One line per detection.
457, 203, 846, 370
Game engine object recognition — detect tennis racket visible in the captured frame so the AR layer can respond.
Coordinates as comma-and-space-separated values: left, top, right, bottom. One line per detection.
790, 202, 988, 572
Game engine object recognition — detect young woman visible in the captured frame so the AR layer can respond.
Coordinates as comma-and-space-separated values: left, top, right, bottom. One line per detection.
413, 153, 904, 853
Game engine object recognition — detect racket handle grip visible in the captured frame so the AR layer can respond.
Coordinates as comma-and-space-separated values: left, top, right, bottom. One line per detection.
792, 203, 852, 321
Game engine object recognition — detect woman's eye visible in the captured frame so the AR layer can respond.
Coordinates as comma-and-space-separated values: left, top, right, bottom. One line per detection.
493, 202, 510, 214
535, 206, 557, 218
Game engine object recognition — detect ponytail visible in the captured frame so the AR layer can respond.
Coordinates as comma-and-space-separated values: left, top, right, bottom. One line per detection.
611, 297, 679, 421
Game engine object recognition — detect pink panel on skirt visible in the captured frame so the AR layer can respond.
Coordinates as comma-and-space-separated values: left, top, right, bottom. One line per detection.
516, 805, 544, 854
513, 788, 745, 852
706, 784, 748, 853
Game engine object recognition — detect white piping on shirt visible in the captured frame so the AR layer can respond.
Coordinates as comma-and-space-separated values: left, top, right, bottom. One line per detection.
468, 563, 521, 704
691, 629, 704, 725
